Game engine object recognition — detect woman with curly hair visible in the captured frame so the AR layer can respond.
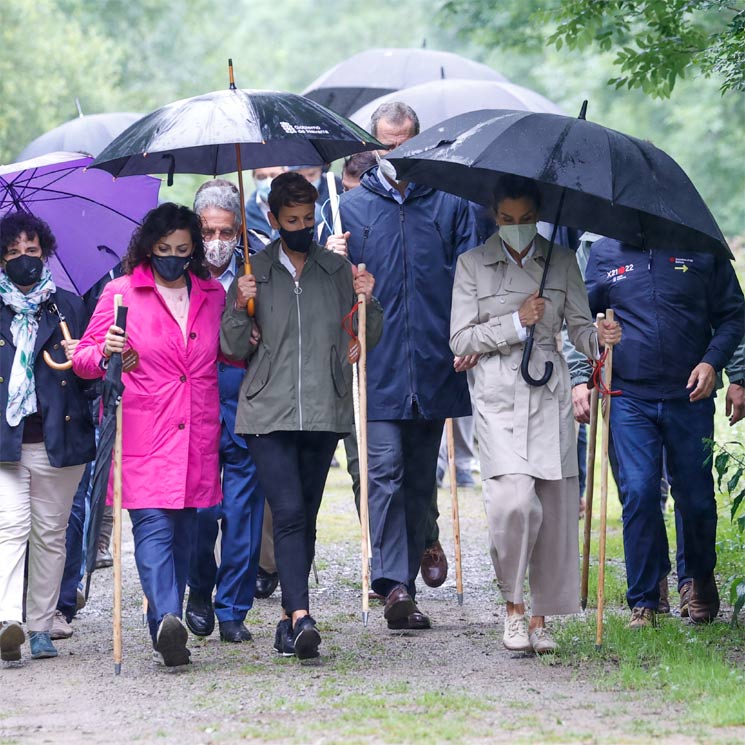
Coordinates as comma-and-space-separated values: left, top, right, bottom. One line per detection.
74, 203, 224, 668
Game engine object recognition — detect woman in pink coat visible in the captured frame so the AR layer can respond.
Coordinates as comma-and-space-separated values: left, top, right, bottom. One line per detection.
74, 203, 224, 667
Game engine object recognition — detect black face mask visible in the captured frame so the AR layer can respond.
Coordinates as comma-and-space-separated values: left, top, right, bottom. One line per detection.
151, 255, 190, 282
279, 226, 313, 254
4, 254, 44, 287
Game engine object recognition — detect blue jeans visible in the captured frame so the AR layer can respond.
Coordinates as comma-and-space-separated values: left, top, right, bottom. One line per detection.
129, 508, 196, 645
610, 394, 717, 609
57, 463, 91, 622
188, 426, 264, 623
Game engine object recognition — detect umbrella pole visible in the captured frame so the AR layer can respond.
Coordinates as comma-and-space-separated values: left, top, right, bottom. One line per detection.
112, 294, 124, 675
581, 312, 605, 610
357, 265, 370, 627
596, 309, 614, 650
445, 419, 464, 605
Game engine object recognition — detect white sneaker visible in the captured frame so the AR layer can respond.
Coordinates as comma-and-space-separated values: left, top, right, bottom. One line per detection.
529, 626, 558, 654
50, 610, 73, 640
503, 614, 531, 651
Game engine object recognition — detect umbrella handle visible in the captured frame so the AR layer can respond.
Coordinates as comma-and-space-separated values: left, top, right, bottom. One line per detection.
43, 320, 74, 371
520, 330, 553, 387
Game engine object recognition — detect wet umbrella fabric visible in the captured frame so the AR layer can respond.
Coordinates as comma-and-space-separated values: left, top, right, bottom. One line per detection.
92, 88, 381, 182
350, 79, 563, 131
0, 152, 160, 294
387, 108, 729, 257
17, 112, 143, 160
85, 305, 128, 587
303, 47, 508, 117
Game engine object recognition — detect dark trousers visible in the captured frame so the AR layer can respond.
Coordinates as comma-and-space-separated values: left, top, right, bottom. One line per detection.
130, 508, 196, 645
367, 419, 444, 599
247, 431, 339, 614
57, 463, 90, 622
610, 394, 717, 609
188, 426, 264, 623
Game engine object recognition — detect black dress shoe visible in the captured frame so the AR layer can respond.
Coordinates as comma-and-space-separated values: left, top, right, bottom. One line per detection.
387, 610, 432, 630
292, 615, 321, 659
184, 592, 215, 637
219, 620, 252, 643
255, 567, 279, 599
273, 619, 295, 657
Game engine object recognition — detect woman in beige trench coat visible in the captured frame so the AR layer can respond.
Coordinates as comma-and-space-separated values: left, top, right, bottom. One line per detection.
450, 176, 620, 654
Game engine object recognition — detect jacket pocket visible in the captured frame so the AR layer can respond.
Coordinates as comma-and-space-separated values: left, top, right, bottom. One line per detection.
245, 345, 271, 399
122, 397, 154, 457
330, 345, 348, 398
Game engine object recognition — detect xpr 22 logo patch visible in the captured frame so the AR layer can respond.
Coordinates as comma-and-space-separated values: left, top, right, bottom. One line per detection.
607, 263, 634, 283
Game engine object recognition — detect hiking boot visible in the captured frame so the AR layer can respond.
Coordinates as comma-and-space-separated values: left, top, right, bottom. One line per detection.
503, 614, 531, 651
628, 606, 656, 629
50, 610, 73, 640
29, 631, 58, 659
0, 621, 25, 662
529, 626, 558, 654
688, 574, 720, 624
679, 581, 692, 618
658, 576, 670, 614
273, 619, 295, 657
95, 547, 113, 569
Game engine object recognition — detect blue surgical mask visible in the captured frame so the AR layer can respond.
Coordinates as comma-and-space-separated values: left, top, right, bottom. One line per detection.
151, 255, 190, 282
255, 177, 272, 203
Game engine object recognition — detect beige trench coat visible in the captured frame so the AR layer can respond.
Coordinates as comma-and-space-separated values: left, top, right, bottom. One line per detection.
450, 233, 598, 481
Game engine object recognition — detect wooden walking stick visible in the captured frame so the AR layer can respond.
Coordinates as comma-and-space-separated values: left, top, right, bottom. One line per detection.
113, 294, 124, 675
596, 309, 615, 650
445, 419, 464, 605
581, 313, 604, 610
357, 263, 370, 626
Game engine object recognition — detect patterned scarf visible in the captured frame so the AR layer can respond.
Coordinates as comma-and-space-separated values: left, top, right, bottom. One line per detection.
0, 266, 56, 426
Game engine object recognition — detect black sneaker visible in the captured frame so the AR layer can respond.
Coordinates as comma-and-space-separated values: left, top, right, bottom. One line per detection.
292, 615, 321, 660
155, 614, 191, 667
273, 619, 295, 657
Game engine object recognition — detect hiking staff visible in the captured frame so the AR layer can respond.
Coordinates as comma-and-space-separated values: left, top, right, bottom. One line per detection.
596, 309, 615, 650
445, 418, 464, 605
112, 293, 124, 675
581, 313, 604, 610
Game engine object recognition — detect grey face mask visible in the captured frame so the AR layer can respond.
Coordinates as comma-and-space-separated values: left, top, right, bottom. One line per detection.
499, 223, 538, 253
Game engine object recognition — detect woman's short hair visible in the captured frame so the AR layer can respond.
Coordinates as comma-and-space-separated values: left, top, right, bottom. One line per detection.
267, 172, 318, 218
492, 175, 542, 213
0, 212, 57, 258
193, 179, 242, 229
122, 202, 209, 279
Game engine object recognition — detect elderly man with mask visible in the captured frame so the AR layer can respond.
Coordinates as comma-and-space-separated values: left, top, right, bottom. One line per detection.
184, 179, 268, 643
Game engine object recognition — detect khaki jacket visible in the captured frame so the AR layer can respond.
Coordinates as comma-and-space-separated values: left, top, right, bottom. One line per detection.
221, 240, 383, 435
450, 234, 597, 481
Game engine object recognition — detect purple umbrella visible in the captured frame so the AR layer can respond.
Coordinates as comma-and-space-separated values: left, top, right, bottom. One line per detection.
0, 151, 160, 295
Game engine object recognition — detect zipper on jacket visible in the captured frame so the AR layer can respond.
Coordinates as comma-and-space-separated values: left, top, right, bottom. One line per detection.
361, 226, 370, 263
294, 280, 303, 429
399, 205, 417, 410
647, 249, 665, 367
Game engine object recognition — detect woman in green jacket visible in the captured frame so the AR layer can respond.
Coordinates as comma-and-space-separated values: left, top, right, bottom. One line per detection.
221, 172, 382, 660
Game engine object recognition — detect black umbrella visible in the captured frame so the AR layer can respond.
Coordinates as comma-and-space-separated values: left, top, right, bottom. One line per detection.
85, 304, 128, 591
303, 47, 508, 117
387, 103, 730, 385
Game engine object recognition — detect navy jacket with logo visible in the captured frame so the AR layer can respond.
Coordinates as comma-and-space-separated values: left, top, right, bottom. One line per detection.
585, 238, 745, 400
330, 169, 477, 421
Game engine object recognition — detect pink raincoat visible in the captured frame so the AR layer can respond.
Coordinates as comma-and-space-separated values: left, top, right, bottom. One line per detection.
73, 264, 224, 510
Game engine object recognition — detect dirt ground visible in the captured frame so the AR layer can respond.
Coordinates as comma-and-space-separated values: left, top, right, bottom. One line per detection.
1, 457, 742, 745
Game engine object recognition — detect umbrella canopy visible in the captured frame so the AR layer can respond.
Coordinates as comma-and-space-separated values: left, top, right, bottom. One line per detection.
387, 108, 729, 257
85, 305, 128, 585
303, 48, 508, 117
351, 79, 563, 131
92, 88, 382, 181
0, 152, 160, 294
17, 112, 143, 160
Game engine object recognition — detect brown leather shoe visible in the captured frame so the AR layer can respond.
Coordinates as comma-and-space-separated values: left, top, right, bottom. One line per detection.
420, 540, 448, 588
658, 575, 670, 614
383, 585, 417, 624
688, 574, 720, 624
679, 580, 692, 617
368, 590, 385, 602
387, 610, 432, 630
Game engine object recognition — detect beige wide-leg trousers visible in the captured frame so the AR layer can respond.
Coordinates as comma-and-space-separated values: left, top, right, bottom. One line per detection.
483, 473, 580, 616
0, 443, 84, 631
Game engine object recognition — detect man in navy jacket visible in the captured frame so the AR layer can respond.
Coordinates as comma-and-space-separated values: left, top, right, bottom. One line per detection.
585, 238, 744, 627
326, 103, 478, 629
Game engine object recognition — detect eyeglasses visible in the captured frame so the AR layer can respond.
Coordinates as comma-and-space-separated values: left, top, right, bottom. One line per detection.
201, 228, 237, 241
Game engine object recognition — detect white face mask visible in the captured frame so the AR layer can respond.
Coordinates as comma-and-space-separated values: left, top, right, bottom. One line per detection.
375, 152, 400, 185
204, 237, 237, 267
499, 223, 537, 254
255, 177, 272, 202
